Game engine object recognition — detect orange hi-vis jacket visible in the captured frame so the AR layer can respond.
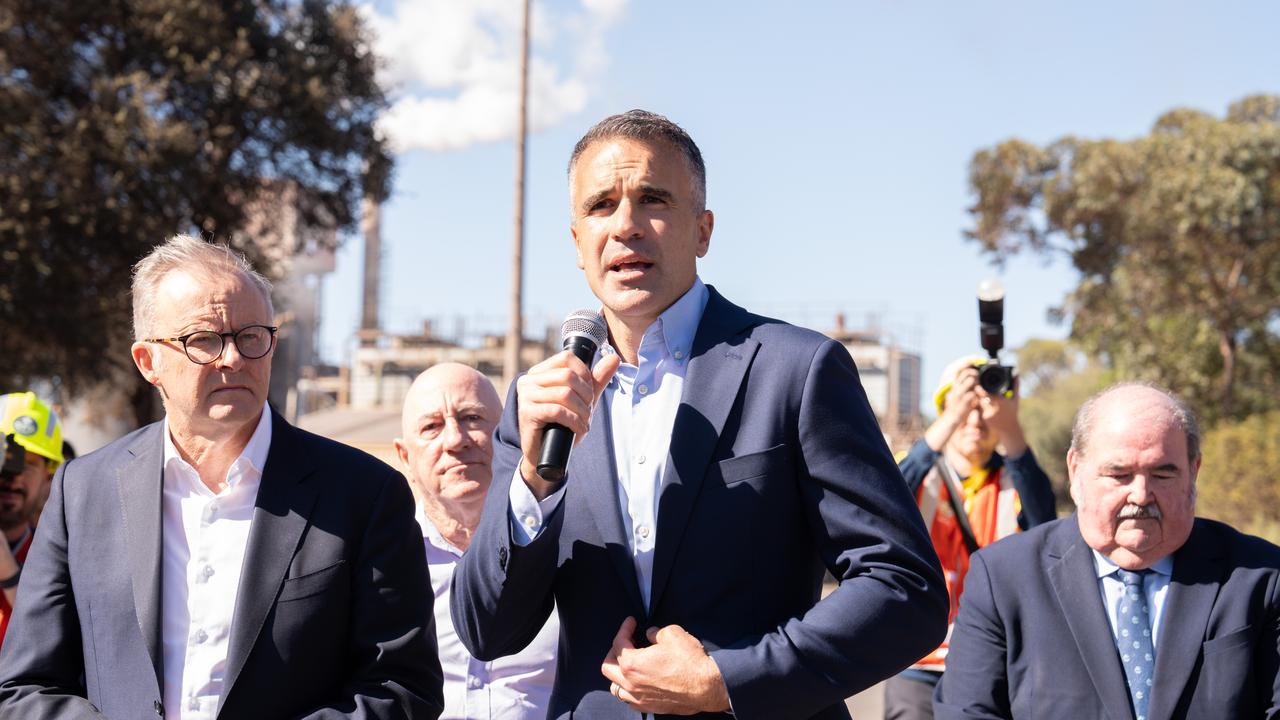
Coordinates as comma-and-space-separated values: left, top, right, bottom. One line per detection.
909, 462, 1021, 672
0, 527, 34, 651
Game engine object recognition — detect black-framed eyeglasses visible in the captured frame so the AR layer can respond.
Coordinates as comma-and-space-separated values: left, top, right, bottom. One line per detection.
144, 325, 278, 365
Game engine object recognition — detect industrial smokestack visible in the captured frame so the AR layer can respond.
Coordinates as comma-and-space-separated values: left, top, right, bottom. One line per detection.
359, 193, 381, 346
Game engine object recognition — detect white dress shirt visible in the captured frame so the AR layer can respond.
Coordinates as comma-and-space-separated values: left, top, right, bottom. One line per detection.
510, 278, 709, 611
1092, 549, 1174, 650
161, 407, 271, 720
419, 505, 558, 719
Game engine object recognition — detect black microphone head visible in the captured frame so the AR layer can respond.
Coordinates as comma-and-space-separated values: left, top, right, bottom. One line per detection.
560, 310, 608, 348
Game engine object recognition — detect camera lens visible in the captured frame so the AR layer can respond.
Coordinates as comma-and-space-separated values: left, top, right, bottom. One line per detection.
978, 363, 1013, 396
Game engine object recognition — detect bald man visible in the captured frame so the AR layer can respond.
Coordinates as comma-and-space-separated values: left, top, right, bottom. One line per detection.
395, 363, 559, 720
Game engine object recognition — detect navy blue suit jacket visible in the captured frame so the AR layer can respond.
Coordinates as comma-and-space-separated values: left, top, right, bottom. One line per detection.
0, 410, 444, 719
451, 288, 948, 720
935, 515, 1280, 720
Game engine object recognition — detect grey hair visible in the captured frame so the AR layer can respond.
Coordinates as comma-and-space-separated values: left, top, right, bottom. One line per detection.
567, 109, 707, 214
131, 234, 274, 340
1070, 381, 1202, 463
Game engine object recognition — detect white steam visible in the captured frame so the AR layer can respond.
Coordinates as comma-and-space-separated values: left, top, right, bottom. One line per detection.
362, 0, 628, 154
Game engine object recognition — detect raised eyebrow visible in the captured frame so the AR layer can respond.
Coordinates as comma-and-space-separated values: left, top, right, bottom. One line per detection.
637, 184, 674, 203
580, 189, 614, 214
415, 411, 444, 427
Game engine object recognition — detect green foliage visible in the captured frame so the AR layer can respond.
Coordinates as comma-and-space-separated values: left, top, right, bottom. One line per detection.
0, 0, 391, 403
1196, 411, 1280, 545
967, 96, 1280, 425
1015, 339, 1110, 510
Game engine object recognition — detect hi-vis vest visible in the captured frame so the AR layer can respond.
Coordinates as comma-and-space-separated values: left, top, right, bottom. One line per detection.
910, 461, 1021, 672
0, 529, 33, 651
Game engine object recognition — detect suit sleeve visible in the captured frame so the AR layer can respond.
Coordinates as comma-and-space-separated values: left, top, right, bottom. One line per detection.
1262, 562, 1280, 718
296, 468, 445, 720
450, 378, 561, 662
1006, 449, 1056, 529
899, 438, 940, 495
933, 552, 1013, 720
709, 339, 950, 719
0, 461, 103, 717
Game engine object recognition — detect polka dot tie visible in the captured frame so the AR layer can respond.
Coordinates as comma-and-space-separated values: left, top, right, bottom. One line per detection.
1117, 569, 1155, 720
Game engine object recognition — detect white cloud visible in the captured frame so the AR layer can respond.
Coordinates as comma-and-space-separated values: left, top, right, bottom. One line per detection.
363, 0, 626, 154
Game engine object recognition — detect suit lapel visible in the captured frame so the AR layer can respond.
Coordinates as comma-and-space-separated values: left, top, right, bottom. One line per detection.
577, 393, 647, 617
115, 423, 166, 692
1047, 517, 1135, 720
649, 290, 758, 614
220, 413, 320, 708
1147, 521, 1223, 720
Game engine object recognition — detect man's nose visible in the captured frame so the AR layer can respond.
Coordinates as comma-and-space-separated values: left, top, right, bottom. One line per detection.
1127, 475, 1154, 505
610, 198, 643, 240
214, 336, 245, 371
441, 419, 468, 450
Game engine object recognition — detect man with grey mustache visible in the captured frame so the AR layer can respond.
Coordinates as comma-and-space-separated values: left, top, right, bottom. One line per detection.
935, 382, 1280, 720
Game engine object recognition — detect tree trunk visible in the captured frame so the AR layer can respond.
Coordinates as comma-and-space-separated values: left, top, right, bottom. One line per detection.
1219, 330, 1238, 420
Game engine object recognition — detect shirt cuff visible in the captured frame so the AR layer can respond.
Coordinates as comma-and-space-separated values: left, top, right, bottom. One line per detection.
507, 468, 567, 546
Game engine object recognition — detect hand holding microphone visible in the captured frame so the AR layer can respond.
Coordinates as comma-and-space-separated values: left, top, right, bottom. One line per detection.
515, 311, 617, 498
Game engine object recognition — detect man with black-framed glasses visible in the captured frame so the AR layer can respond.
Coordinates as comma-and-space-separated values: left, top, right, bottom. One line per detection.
0, 234, 444, 719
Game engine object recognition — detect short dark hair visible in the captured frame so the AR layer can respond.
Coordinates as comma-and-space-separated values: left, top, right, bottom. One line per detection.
1070, 381, 1201, 463
567, 109, 707, 213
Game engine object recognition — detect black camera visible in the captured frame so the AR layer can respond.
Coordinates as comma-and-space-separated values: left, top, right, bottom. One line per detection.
1, 433, 26, 479
977, 280, 1015, 397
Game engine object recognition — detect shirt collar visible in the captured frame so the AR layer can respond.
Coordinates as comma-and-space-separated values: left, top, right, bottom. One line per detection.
162, 405, 273, 489
603, 276, 710, 373
415, 502, 464, 558
1091, 547, 1175, 579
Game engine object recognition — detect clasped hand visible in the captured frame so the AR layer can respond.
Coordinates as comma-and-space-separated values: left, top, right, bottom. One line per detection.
600, 616, 731, 715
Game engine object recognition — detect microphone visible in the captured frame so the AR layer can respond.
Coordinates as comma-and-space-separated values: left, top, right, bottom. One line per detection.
536, 310, 609, 481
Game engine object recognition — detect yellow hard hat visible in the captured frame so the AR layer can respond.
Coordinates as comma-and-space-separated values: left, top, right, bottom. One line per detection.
0, 392, 64, 471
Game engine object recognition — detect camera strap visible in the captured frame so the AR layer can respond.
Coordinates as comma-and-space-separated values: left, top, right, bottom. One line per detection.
933, 456, 981, 557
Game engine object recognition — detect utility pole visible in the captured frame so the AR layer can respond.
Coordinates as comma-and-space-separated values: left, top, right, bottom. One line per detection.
503, 0, 532, 392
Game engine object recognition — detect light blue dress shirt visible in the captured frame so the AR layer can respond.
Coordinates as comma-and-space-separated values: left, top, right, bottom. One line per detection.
1092, 549, 1174, 650
508, 278, 710, 611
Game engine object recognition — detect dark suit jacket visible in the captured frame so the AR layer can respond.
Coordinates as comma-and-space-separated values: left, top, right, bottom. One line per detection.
0, 410, 445, 719
935, 515, 1280, 720
451, 288, 948, 720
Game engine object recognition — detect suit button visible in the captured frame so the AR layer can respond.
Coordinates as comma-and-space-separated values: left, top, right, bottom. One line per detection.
154, 699, 165, 716
498, 546, 509, 571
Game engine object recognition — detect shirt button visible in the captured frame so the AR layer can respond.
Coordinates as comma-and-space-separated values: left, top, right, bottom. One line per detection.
193, 629, 208, 644
637, 384, 648, 395
522, 515, 537, 529
199, 565, 215, 583
467, 676, 482, 690
637, 526, 650, 539
674, 349, 685, 360
636, 455, 646, 465
189, 697, 201, 711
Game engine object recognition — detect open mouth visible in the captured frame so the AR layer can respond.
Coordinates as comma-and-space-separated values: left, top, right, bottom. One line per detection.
609, 260, 653, 273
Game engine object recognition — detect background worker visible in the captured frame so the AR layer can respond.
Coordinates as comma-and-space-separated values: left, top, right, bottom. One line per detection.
0, 391, 64, 647
885, 356, 1057, 719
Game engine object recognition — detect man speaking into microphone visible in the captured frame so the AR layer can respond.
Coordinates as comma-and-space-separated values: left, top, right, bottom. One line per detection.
452, 110, 947, 720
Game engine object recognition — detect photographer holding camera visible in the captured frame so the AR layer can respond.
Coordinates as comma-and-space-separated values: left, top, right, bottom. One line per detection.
883, 285, 1056, 720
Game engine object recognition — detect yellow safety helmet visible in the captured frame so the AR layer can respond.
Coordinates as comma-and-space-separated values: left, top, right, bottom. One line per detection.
0, 392, 65, 471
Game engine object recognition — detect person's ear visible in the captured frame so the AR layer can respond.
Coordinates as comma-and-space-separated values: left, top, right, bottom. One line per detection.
132, 342, 162, 385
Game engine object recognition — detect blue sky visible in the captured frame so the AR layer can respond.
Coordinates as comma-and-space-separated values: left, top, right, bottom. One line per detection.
323, 0, 1280, 412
